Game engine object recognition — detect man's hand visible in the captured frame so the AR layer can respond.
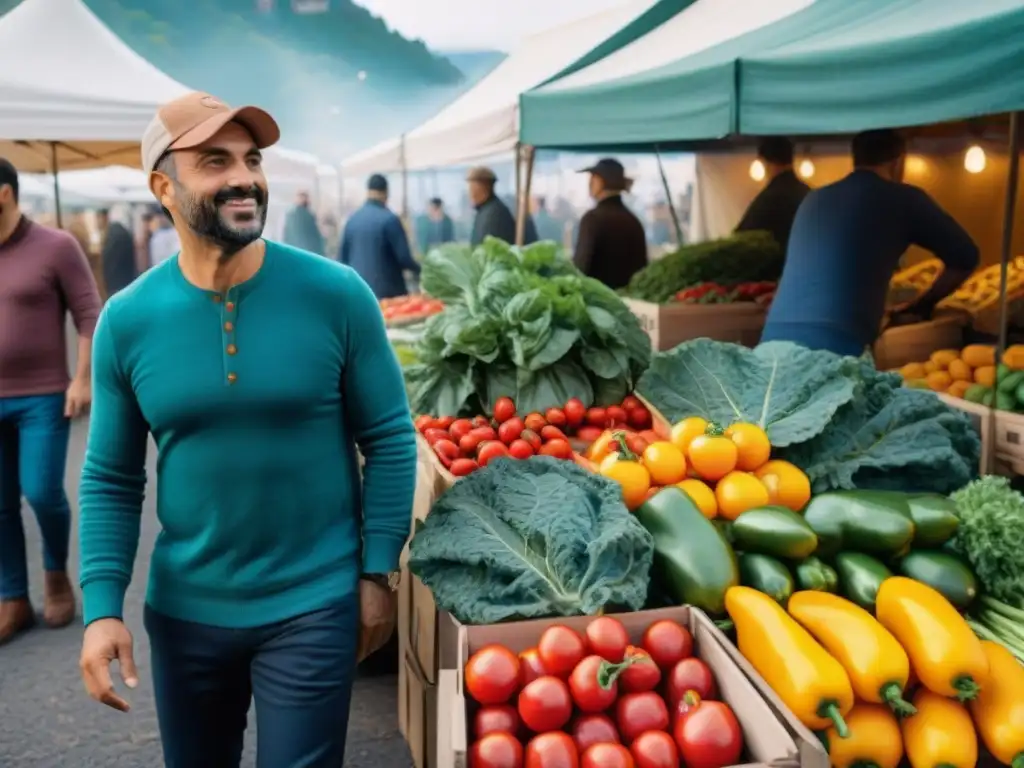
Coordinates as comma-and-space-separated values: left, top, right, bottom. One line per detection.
65, 376, 92, 418
357, 578, 396, 663
80, 618, 138, 712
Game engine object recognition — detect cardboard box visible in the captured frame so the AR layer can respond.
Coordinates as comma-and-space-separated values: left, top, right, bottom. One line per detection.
399, 651, 437, 768
624, 299, 767, 351
444, 607, 808, 768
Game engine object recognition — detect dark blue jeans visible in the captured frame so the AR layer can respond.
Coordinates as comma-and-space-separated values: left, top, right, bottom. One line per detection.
0, 393, 72, 600
145, 594, 359, 768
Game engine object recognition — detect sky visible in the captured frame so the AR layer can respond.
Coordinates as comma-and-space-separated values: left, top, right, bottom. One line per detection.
355, 0, 630, 51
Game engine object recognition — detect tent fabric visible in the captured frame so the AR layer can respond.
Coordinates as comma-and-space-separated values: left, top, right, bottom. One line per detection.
339, 0, 675, 178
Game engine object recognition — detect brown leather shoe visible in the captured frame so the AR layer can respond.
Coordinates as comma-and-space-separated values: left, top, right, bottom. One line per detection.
43, 571, 76, 628
0, 598, 35, 645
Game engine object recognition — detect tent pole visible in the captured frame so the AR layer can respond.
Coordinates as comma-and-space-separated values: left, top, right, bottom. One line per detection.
515, 145, 536, 246
655, 145, 683, 246
399, 133, 409, 220
50, 142, 63, 229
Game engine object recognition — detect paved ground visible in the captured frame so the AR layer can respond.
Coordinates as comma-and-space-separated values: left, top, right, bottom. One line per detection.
0, 415, 413, 767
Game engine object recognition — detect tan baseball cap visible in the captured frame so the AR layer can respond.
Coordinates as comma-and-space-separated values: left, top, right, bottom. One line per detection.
141, 92, 281, 174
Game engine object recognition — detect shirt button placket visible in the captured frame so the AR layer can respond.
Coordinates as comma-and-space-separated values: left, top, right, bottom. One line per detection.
222, 290, 238, 385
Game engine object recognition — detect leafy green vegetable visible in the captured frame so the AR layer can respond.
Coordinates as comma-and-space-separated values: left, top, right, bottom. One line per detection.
949, 476, 1024, 608
626, 230, 783, 304
408, 456, 654, 625
406, 238, 651, 416
636, 339, 859, 447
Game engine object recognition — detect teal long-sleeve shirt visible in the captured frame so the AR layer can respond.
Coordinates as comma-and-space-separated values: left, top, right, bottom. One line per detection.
78, 241, 417, 628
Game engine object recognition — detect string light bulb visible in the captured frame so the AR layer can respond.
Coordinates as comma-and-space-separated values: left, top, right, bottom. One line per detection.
749, 159, 766, 181
964, 145, 986, 174
798, 159, 815, 179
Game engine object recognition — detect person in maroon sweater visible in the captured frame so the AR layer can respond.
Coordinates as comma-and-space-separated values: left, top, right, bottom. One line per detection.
0, 158, 101, 644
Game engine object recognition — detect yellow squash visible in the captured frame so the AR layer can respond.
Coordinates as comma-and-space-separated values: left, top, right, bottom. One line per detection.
822, 703, 903, 768
875, 577, 989, 700
902, 689, 977, 768
788, 591, 915, 715
726, 586, 854, 735
969, 641, 1024, 768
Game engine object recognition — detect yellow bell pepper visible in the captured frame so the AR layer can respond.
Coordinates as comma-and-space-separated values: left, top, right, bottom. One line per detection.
725, 586, 854, 735
969, 641, 1024, 768
875, 577, 989, 700
788, 591, 915, 715
822, 703, 902, 768
901, 689, 977, 768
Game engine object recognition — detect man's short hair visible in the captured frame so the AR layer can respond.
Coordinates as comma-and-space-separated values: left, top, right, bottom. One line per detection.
852, 129, 906, 167
757, 137, 794, 166
428, 197, 443, 208
0, 157, 19, 202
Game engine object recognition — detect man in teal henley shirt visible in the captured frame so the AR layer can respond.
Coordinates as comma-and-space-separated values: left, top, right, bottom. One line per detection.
77, 93, 417, 768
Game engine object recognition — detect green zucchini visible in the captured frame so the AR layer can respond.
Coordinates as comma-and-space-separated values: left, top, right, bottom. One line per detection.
793, 556, 838, 593
803, 491, 914, 557
896, 550, 978, 610
635, 488, 739, 615
1016, 379, 1024, 407
965, 384, 994, 405
834, 552, 893, 611
998, 369, 1024, 394
731, 505, 818, 559
904, 494, 959, 547
738, 553, 794, 605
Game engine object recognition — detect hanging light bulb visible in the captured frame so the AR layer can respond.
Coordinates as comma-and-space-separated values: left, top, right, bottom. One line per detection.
749, 159, 766, 181
964, 145, 986, 174
798, 159, 815, 179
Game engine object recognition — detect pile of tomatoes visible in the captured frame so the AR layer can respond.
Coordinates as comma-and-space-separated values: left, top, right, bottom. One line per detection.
465, 616, 744, 768
380, 294, 444, 324
414, 396, 654, 478
584, 417, 811, 518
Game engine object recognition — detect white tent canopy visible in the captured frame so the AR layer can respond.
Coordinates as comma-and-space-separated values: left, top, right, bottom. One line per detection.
339, 0, 661, 179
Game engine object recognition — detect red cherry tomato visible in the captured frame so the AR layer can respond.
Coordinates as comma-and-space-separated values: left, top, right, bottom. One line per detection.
519, 648, 547, 688
621, 396, 643, 412
537, 625, 587, 678
585, 617, 630, 663
541, 425, 569, 442
414, 414, 434, 433
571, 714, 620, 752
616, 692, 670, 745
494, 397, 517, 423
466, 645, 521, 705
434, 416, 455, 430
508, 439, 535, 459
472, 415, 492, 429
498, 418, 526, 445
623, 433, 650, 457
618, 647, 661, 693
665, 658, 717, 709
451, 458, 480, 477
471, 731, 524, 768
478, 441, 509, 467
673, 692, 743, 768
586, 407, 609, 427
628, 407, 652, 430
475, 704, 521, 738
545, 408, 568, 428
520, 428, 543, 452
449, 418, 475, 443
606, 406, 629, 427
539, 439, 574, 460
568, 655, 618, 714
564, 398, 586, 429
582, 743, 635, 768
641, 620, 693, 670
470, 425, 499, 442
524, 412, 548, 433
518, 676, 573, 733
525, 732, 579, 768
423, 427, 451, 445
575, 426, 605, 444
630, 731, 679, 768
433, 439, 460, 467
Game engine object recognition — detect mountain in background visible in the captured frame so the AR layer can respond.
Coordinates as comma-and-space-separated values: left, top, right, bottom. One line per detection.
0, 0, 485, 160
439, 50, 507, 83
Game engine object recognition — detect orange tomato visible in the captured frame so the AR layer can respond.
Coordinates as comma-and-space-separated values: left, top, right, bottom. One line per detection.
715, 471, 770, 520
726, 422, 772, 471
670, 417, 708, 456
586, 430, 618, 463
642, 441, 687, 486
599, 454, 651, 510
676, 478, 718, 519
754, 460, 812, 512
687, 424, 738, 482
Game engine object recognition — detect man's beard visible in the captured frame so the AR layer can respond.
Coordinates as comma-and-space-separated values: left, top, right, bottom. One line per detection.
176, 182, 268, 258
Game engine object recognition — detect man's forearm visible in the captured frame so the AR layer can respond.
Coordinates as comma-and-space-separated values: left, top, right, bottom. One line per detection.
75, 336, 93, 382
910, 267, 972, 315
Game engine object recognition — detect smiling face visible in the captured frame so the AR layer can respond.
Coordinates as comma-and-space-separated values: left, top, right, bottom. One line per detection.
152, 121, 269, 256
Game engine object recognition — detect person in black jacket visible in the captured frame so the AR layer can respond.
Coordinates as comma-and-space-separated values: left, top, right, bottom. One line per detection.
574, 158, 647, 289
467, 166, 536, 246
735, 137, 811, 251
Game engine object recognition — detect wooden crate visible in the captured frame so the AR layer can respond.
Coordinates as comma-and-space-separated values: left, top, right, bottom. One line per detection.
873, 314, 967, 370
624, 299, 766, 351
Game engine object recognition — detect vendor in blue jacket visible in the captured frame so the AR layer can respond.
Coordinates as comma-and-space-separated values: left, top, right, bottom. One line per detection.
339, 174, 419, 299
761, 129, 979, 357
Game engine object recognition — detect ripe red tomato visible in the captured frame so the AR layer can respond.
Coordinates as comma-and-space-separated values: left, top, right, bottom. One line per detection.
465, 645, 521, 705
585, 617, 629, 663
423, 427, 451, 445
433, 439, 460, 467
564, 398, 586, 428
525, 732, 579, 768
571, 714, 620, 752
520, 429, 543, 452
665, 658, 717, 708
475, 704, 521, 738
498, 418, 526, 444
451, 458, 480, 477
494, 397, 517, 423
586, 407, 609, 427
524, 412, 548, 432
540, 425, 569, 442
545, 408, 567, 428
470, 425, 499, 442
539, 439, 573, 460
576, 426, 604, 444
582, 743, 635, 768
414, 414, 434, 432
606, 406, 629, 427
508, 439, 535, 460
434, 416, 456, 430
538, 626, 587, 677
630, 731, 679, 768
519, 648, 547, 688
641, 621, 693, 670
621, 396, 643, 413
569, 655, 618, 714
471, 731, 524, 768
478, 441, 510, 467
618, 647, 661, 693
628, 407, 652, 430
623, 433, 650, 457
473, 415, 492, 429
616, 692, 670, 744
449, 418, 475, 443
673, 693, 742, 768
518, 676, 573, 733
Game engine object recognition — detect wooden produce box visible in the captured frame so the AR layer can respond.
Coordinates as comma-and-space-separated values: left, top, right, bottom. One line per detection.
873, 314, 967, 370
624, 299, 767, 351
442, 607, 819, 768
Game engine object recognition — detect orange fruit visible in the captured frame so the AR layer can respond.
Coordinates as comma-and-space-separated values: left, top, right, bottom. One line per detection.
754, 460, 811, 512
715, 471, 770, 520
676, 479, 718, 519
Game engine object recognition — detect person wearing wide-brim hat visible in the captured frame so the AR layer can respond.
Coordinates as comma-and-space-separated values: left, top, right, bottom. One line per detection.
466, 166, 537, 246
574, 158, 648, 290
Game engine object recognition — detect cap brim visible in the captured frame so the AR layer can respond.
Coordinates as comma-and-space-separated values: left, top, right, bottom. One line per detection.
169, 105, 281, 152
578, 166, 598, 174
